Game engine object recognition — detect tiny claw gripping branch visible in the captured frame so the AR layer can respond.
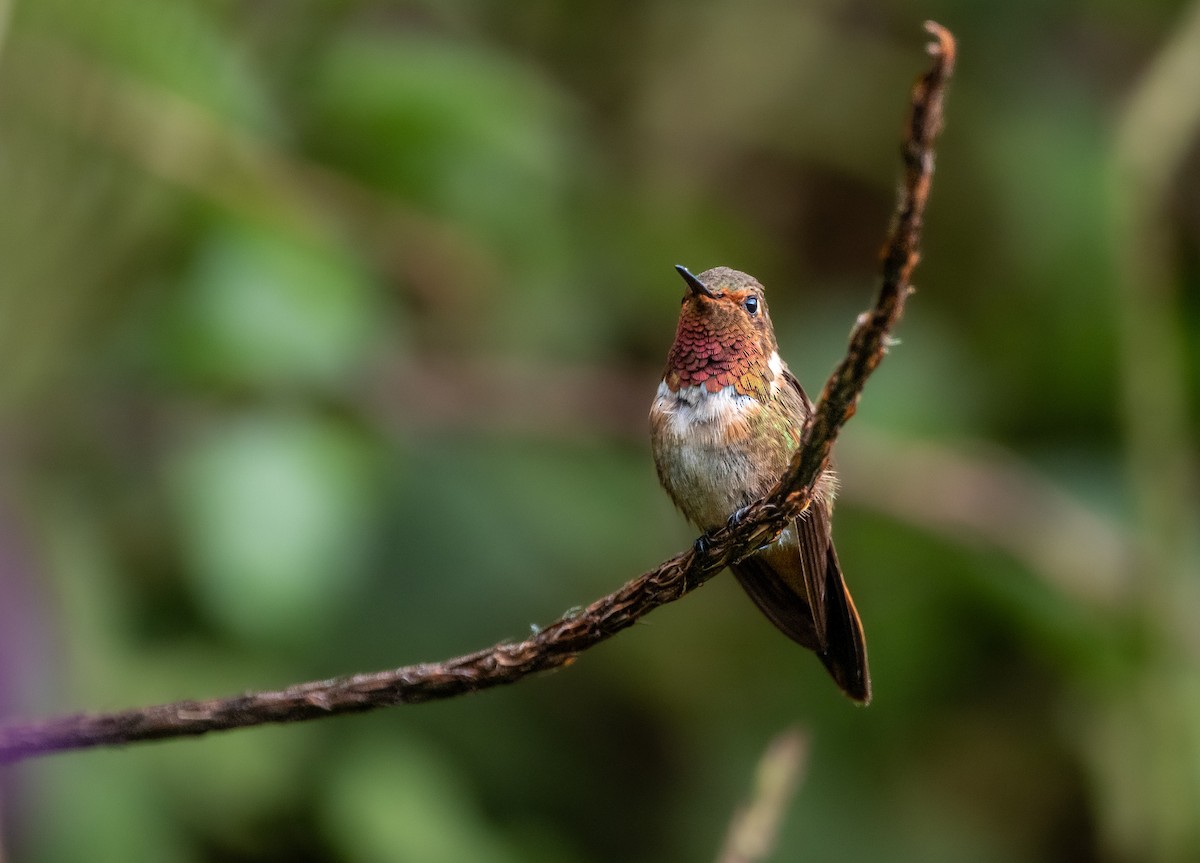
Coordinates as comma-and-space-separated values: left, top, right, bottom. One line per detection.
0, 23, 956, 764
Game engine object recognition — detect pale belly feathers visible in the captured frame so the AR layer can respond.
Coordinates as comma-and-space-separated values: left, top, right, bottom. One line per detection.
650, 381, 792, 531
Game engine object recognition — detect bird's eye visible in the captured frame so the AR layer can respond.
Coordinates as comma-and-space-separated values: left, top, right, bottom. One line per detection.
743, 296, 759, 315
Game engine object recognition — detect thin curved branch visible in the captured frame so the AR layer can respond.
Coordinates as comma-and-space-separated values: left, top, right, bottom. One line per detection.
0, 22, 955, 765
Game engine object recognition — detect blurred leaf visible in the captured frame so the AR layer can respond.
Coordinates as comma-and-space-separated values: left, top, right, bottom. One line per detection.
169, 411, 377, 643
321, 732, 524, 863
305, 31, 576, 256
23, 756, 190, 863
19, 0, 276, 133
165, 220, 382, 389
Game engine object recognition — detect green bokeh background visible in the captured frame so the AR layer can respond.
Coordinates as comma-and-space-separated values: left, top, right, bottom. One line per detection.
1, 0, 1198, 861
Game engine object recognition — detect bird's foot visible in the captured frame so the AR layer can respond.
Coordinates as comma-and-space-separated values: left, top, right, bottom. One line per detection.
727, 506, 777, 553
726, 505, 751, 527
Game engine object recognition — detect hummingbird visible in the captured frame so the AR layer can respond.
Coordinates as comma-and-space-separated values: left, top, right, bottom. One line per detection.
650, 265, 870, 703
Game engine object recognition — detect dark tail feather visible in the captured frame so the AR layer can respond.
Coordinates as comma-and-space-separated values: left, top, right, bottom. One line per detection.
816, 544, 871, 703
731, 545, 871, 704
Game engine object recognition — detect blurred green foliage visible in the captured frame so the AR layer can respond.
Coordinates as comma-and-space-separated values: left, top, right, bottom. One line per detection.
1, 0, 1198, 861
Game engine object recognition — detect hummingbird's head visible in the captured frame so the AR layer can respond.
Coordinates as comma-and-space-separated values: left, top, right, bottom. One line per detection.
663, 265, 780, 400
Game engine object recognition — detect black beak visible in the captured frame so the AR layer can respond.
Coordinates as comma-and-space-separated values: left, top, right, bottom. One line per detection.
675, 265, 715, 298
